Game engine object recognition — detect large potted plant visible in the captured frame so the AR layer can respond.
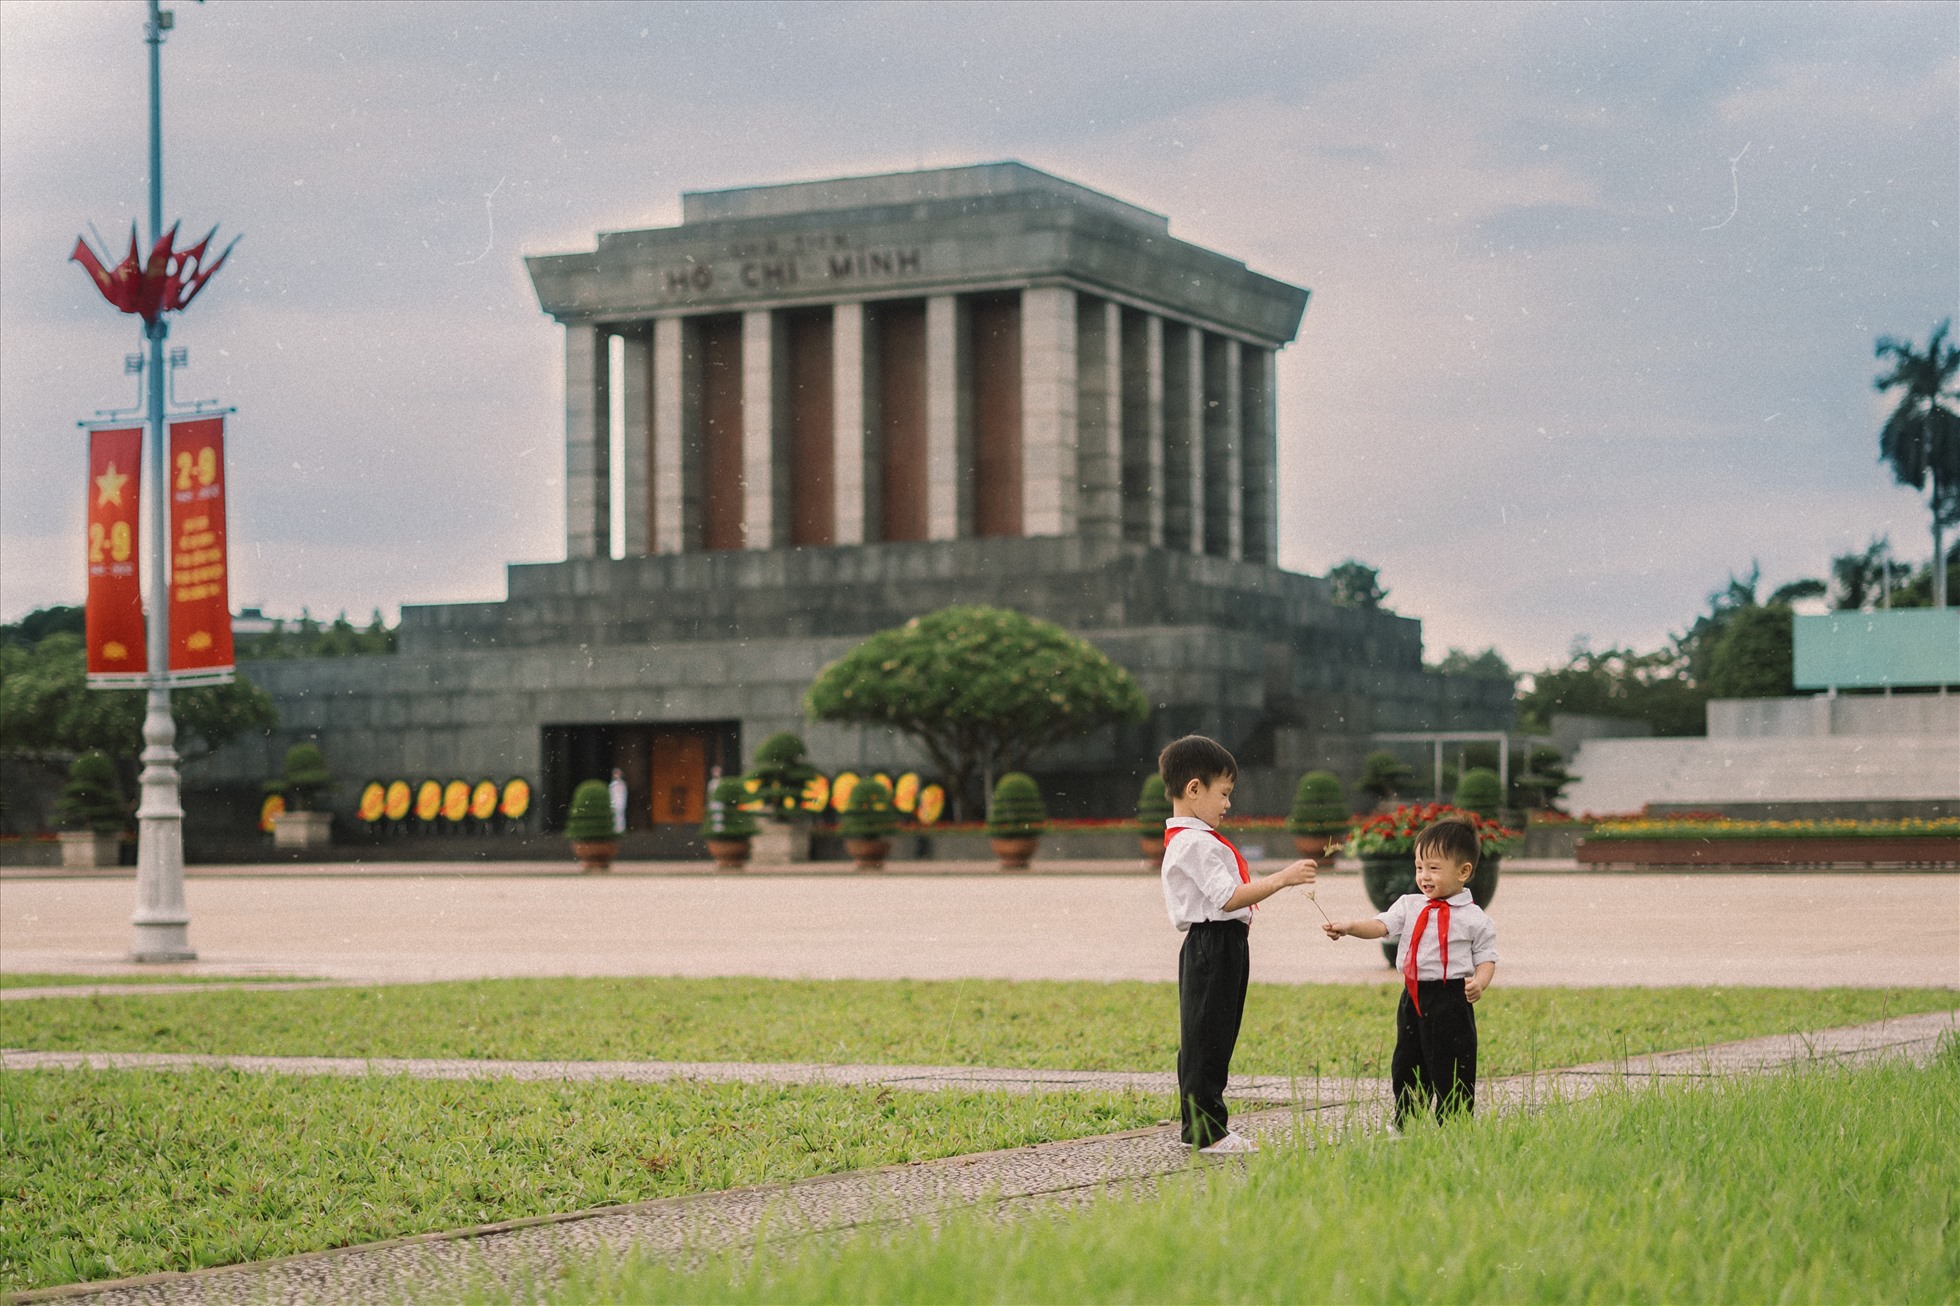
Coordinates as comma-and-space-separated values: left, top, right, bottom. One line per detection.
701, 776, 758, 870
840, 776, 897, 870
986, 772, 1047, 870
748, 732, 818, 864
1357, 750, 1415, 812
565, 778, 619, 871
1286, 770, 1348, 859
1135, 774, 1171, 866
1346, 802, 1519, 966
270, 743, 334, 850
54, 750, 126, 869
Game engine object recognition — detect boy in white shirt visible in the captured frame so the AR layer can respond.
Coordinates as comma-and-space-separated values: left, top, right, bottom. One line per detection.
1159, 735, 1318, 1155
1323, 817, 1498, 1126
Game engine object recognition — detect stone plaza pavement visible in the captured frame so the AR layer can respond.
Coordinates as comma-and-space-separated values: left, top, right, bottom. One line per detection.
2, 865, 1956, 988
13, 1010, 1955, 1306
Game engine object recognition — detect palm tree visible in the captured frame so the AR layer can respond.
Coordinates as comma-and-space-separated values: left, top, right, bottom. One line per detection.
1874, 320, 1960, 607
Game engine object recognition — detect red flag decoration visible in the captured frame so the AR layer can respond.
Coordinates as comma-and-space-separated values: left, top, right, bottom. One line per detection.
86, 426, 149, 685
166, 417, 235, 681
70, 222, 238, 323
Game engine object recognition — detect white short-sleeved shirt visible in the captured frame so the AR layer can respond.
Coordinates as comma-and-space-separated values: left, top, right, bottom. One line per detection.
1376, 890, 1498, 980
1160, 817, 1250, 930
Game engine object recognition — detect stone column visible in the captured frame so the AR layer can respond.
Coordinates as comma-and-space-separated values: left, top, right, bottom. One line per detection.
832, 300, 873, 546
1162, 322, 1205, 555
652, 315, 695, 553
1020, 286, 1078, 537
619, 328, 652, 555
563, 321, 609, 559
1121, 311, 1166, 546
925, 294, 968, 540
742, 309, 788, 550
1074, 296, 1122, 544
1239, 344, 1278, 565
1202, 333, 1242, 559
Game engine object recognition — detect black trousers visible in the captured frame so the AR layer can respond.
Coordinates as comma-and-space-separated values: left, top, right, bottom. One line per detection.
1177, 919, 1250, 1145
1391, 979, 1478, 1126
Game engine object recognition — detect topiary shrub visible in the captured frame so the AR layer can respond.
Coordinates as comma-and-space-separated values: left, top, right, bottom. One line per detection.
1358, 750, 1414, 801
701, 776, 759, 839
564, 779, 617, 841
985, 772, 1047, 838
748, 732, 818, 816
839, 776, 897, 840
1287, 770, 1348, 836
1135, 774, 1171, 836
279, 743, 332, 812
1453, 767, 1504, 819
54, 751, 127, 834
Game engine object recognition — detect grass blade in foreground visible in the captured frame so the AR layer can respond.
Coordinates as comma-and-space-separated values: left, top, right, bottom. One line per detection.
511, 1048, 1960, 1304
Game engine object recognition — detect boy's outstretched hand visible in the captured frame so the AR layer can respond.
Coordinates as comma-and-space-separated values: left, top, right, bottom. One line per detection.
1273, 858, 1317, 889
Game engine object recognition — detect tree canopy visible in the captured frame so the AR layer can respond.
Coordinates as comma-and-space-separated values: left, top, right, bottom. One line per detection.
805, 605, 1148, 818
0, 626, 278, 771
1325, 559, 1388, 609
1874, 319, 1959, 607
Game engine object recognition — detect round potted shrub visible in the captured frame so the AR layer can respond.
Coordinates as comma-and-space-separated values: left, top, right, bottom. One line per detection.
1346, 802, 1518, 967
1453, 768, 1503, 819
1135, 774, 1172, 865
1286, 770, 1348, 858
54, 750, 126, 869
1357, 750, 1415, 812
986, 772, 1047, 870
748, 732, 819, 864
840, 776, 897, 870
565, 778, 620, 871
701, 776, 758, 871
270, 743, 335, 850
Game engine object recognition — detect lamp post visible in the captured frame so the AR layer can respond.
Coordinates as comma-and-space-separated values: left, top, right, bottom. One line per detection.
130, 0, 191, 962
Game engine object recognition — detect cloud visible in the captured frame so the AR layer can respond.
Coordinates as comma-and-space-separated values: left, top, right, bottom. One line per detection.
2, 0, 1953, 674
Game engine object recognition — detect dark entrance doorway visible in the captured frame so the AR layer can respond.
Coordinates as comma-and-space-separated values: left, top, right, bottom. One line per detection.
541, 722, 739, 832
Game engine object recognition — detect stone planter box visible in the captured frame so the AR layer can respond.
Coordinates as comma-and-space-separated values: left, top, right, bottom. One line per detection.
751, 823, 811, 865
1577, 837, 1960, 867
59, 831, 122, 869
271, 811, 333, 850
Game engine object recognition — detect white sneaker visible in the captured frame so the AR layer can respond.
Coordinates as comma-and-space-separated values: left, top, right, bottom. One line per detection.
1197, 1130, 1258, 1155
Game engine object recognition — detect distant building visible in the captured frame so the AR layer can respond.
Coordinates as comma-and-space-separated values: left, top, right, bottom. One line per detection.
194, 164, 1511, 843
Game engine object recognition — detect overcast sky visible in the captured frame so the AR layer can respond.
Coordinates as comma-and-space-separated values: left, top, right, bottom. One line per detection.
2, 0, 1954, 671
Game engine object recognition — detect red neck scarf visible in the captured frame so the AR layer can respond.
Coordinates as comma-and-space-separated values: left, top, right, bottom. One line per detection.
1163, 827, 1251, 884
1403, 897, 1452, 1016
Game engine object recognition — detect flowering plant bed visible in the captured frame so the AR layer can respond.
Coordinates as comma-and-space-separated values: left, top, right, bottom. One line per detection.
1579, 818, 1959, 866
1343, 803, 1520, 857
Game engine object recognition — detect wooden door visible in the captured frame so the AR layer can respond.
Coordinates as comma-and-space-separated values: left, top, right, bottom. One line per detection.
649, 731, 708, 825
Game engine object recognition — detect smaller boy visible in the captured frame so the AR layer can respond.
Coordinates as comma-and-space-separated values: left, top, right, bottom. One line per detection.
1323, 817, 1497, 1126
1159, 735, 1318, 1155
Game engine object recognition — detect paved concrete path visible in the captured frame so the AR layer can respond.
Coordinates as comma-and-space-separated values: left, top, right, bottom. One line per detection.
21, 1011, 1954, 1306
0, 1048, 1315, 1105
4, 870, 1956, 988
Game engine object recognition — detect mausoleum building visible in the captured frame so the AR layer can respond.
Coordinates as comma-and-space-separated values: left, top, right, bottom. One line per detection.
196, 164, 1511, 843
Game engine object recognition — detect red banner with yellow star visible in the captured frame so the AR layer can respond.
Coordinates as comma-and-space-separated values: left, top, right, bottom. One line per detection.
85, 426, 148, 684
166, 417, 235, 680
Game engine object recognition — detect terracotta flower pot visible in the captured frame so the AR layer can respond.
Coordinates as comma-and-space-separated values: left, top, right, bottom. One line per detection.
989, 835, 1039, 870
1292, 833, 1329, 859
571, 838, 618, 872
845, 836, 891, 870
705, 837, 751, 871
1139, 834, 1165, 868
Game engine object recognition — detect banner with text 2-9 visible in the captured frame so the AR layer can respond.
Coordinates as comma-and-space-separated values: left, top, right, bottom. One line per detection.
166, 416, 235, 682
86, 425, 148, 685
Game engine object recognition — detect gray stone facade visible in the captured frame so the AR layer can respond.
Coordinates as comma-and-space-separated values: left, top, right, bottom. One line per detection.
188, 164, 1512, 841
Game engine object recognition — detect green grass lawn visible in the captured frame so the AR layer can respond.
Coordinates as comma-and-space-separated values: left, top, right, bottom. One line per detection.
0, 1069, 1161, 1294
3, 976, 1952, 1079
0, 972, 322, 989
501, 1047, 1960, 1305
